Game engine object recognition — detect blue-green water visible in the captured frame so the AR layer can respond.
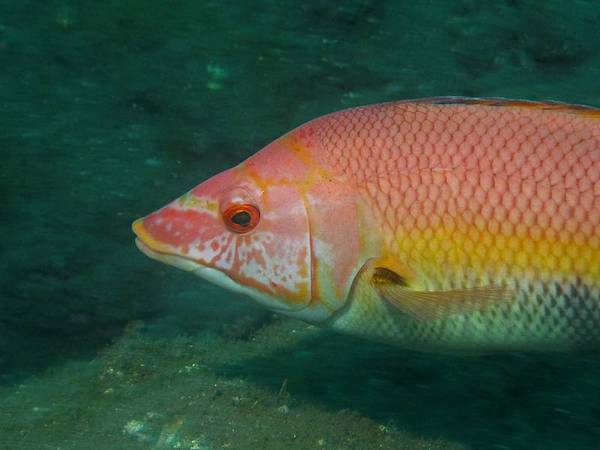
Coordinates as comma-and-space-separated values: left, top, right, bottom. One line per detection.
2, 1, 600, 448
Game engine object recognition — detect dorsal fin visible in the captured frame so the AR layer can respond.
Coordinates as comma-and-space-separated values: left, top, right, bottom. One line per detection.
414, 96, 600, 118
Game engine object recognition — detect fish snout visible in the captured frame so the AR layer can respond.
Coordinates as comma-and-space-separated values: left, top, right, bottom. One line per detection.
132, 216, 178, 258
132, 217, 167, 253
132, 207, 214, 273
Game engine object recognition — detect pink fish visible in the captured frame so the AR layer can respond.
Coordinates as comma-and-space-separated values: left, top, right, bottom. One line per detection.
133, 98, 599, 352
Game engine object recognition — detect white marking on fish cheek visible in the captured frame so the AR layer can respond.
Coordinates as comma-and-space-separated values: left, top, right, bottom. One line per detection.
238, 235, 266, 281
256, 234, 306, 291
187, 232, 235, 270
215, 237, 236, 269
237, 236, 268, 282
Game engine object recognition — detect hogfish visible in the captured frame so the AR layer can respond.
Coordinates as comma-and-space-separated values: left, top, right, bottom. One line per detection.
133, 98, 599, 352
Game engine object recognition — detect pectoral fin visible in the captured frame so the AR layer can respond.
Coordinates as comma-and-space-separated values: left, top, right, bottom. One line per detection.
372, 266, 513, 320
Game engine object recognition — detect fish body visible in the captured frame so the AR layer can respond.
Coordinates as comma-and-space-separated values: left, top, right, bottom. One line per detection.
133, 98, 599, 352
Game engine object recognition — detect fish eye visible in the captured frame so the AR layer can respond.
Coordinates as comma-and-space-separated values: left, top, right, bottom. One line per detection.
223, 204, 260, 233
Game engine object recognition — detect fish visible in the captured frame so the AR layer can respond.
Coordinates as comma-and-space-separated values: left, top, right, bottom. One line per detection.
132, 97, 599, 353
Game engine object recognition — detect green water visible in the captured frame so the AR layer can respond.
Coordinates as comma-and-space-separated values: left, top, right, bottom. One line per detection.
2, 1, 600, 449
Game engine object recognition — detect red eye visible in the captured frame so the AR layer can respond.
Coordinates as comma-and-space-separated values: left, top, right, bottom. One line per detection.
223, 204, 260, 233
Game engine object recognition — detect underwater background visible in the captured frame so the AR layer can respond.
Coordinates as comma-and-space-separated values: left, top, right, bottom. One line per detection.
2, 0, 600, 448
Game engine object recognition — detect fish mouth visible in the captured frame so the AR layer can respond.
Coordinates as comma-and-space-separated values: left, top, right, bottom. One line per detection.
132, 218, 202, 272
134, 237, 202, 272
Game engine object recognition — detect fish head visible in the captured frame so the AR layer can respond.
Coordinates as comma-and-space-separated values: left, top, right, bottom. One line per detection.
132, 134, 362, 322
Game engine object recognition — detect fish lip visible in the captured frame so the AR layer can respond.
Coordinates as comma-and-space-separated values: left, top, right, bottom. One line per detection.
134, 237, 206, 272
134, 237, 170, 260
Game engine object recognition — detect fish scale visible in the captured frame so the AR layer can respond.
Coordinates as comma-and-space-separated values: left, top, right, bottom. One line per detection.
134, 98, 600, 352
302, 100, 599, 351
